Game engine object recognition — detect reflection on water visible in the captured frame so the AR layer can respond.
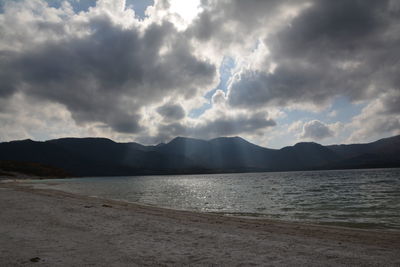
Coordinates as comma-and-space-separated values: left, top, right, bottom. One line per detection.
32, 168, 400, 230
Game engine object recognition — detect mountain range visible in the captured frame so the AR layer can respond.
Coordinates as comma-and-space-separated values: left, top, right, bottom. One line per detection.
0, 135, 399, 177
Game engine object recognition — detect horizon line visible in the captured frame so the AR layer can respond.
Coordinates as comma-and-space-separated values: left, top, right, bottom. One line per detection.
2, 134, 399, 151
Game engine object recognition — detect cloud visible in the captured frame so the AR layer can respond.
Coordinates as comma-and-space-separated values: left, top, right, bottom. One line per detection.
211, 89, 226, 105
347, 90, 400, 142
0, 93, 86, 141
192, 111, 276, 139
190, 0, 284, 41
227, 0, 400, 110
300, 120, 334, 140
156, 103, 185, 121
379, 90, 400, 115
0, 0, 216, 134
190, 0, 313, 46
1, 0, 399, 147
137, 111, 276, 144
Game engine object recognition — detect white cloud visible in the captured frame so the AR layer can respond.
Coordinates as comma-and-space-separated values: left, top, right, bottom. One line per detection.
347, 90, 400, 143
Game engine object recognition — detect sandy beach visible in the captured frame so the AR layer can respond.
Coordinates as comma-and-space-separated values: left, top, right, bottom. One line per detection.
1, 181, 399, 266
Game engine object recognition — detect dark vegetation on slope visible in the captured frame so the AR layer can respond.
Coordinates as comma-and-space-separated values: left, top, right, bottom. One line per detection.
0, 135, 399, 178
0, 160, 71, 178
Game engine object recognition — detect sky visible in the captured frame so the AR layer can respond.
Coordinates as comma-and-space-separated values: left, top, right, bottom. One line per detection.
0, 0, 399, 148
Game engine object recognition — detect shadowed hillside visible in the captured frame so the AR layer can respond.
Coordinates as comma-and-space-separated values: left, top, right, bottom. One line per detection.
0, 135, 399, 177
0, 160, 71, 178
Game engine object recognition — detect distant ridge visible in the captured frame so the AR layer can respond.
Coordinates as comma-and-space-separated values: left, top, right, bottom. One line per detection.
0, 135, 399, 177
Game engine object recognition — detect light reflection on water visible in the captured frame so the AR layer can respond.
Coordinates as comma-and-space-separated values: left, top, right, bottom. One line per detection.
32, 168, 400, 230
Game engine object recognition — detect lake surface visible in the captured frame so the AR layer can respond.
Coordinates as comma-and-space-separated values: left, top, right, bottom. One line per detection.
32, 168, 400, 230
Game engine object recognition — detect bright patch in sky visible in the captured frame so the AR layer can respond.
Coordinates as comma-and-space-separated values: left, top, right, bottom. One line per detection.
189, 57, 235, 118
169, 0, 201, 22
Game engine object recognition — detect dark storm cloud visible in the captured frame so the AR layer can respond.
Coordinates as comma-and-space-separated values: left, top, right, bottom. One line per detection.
301, 120, 333, 140
382, 93, 400, 115
228, 0, 400, 110
157, 103, 185, 121
148, 111, 276, 143
0, 51, 18, 97
0, 11, 215, 133
109, 113, 142, 133
193, 111, 276, 139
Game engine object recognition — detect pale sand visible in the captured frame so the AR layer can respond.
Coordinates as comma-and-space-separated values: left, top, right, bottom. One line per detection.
1, 182, 399, 266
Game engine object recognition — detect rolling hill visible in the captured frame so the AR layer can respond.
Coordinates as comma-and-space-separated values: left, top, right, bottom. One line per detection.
0, 135, 399, 177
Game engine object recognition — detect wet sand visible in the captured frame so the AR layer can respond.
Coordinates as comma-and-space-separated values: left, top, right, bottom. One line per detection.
1, 181, 399, 266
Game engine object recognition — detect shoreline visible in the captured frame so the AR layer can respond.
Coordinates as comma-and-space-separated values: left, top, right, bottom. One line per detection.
10, 178, 400, 231
1, 181, 400, 266
6, 180, 399, 233
18, 177, 400, 232
2, 166, 399, 182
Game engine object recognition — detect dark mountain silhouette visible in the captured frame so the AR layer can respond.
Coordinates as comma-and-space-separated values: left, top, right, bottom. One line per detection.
0, 135, 399, 177
157, 136, 275, 170
273, 142, 341, 171
326, 135, 400, 169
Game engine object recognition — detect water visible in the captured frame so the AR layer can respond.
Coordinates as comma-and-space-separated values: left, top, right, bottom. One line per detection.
31, 168, 400, 230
